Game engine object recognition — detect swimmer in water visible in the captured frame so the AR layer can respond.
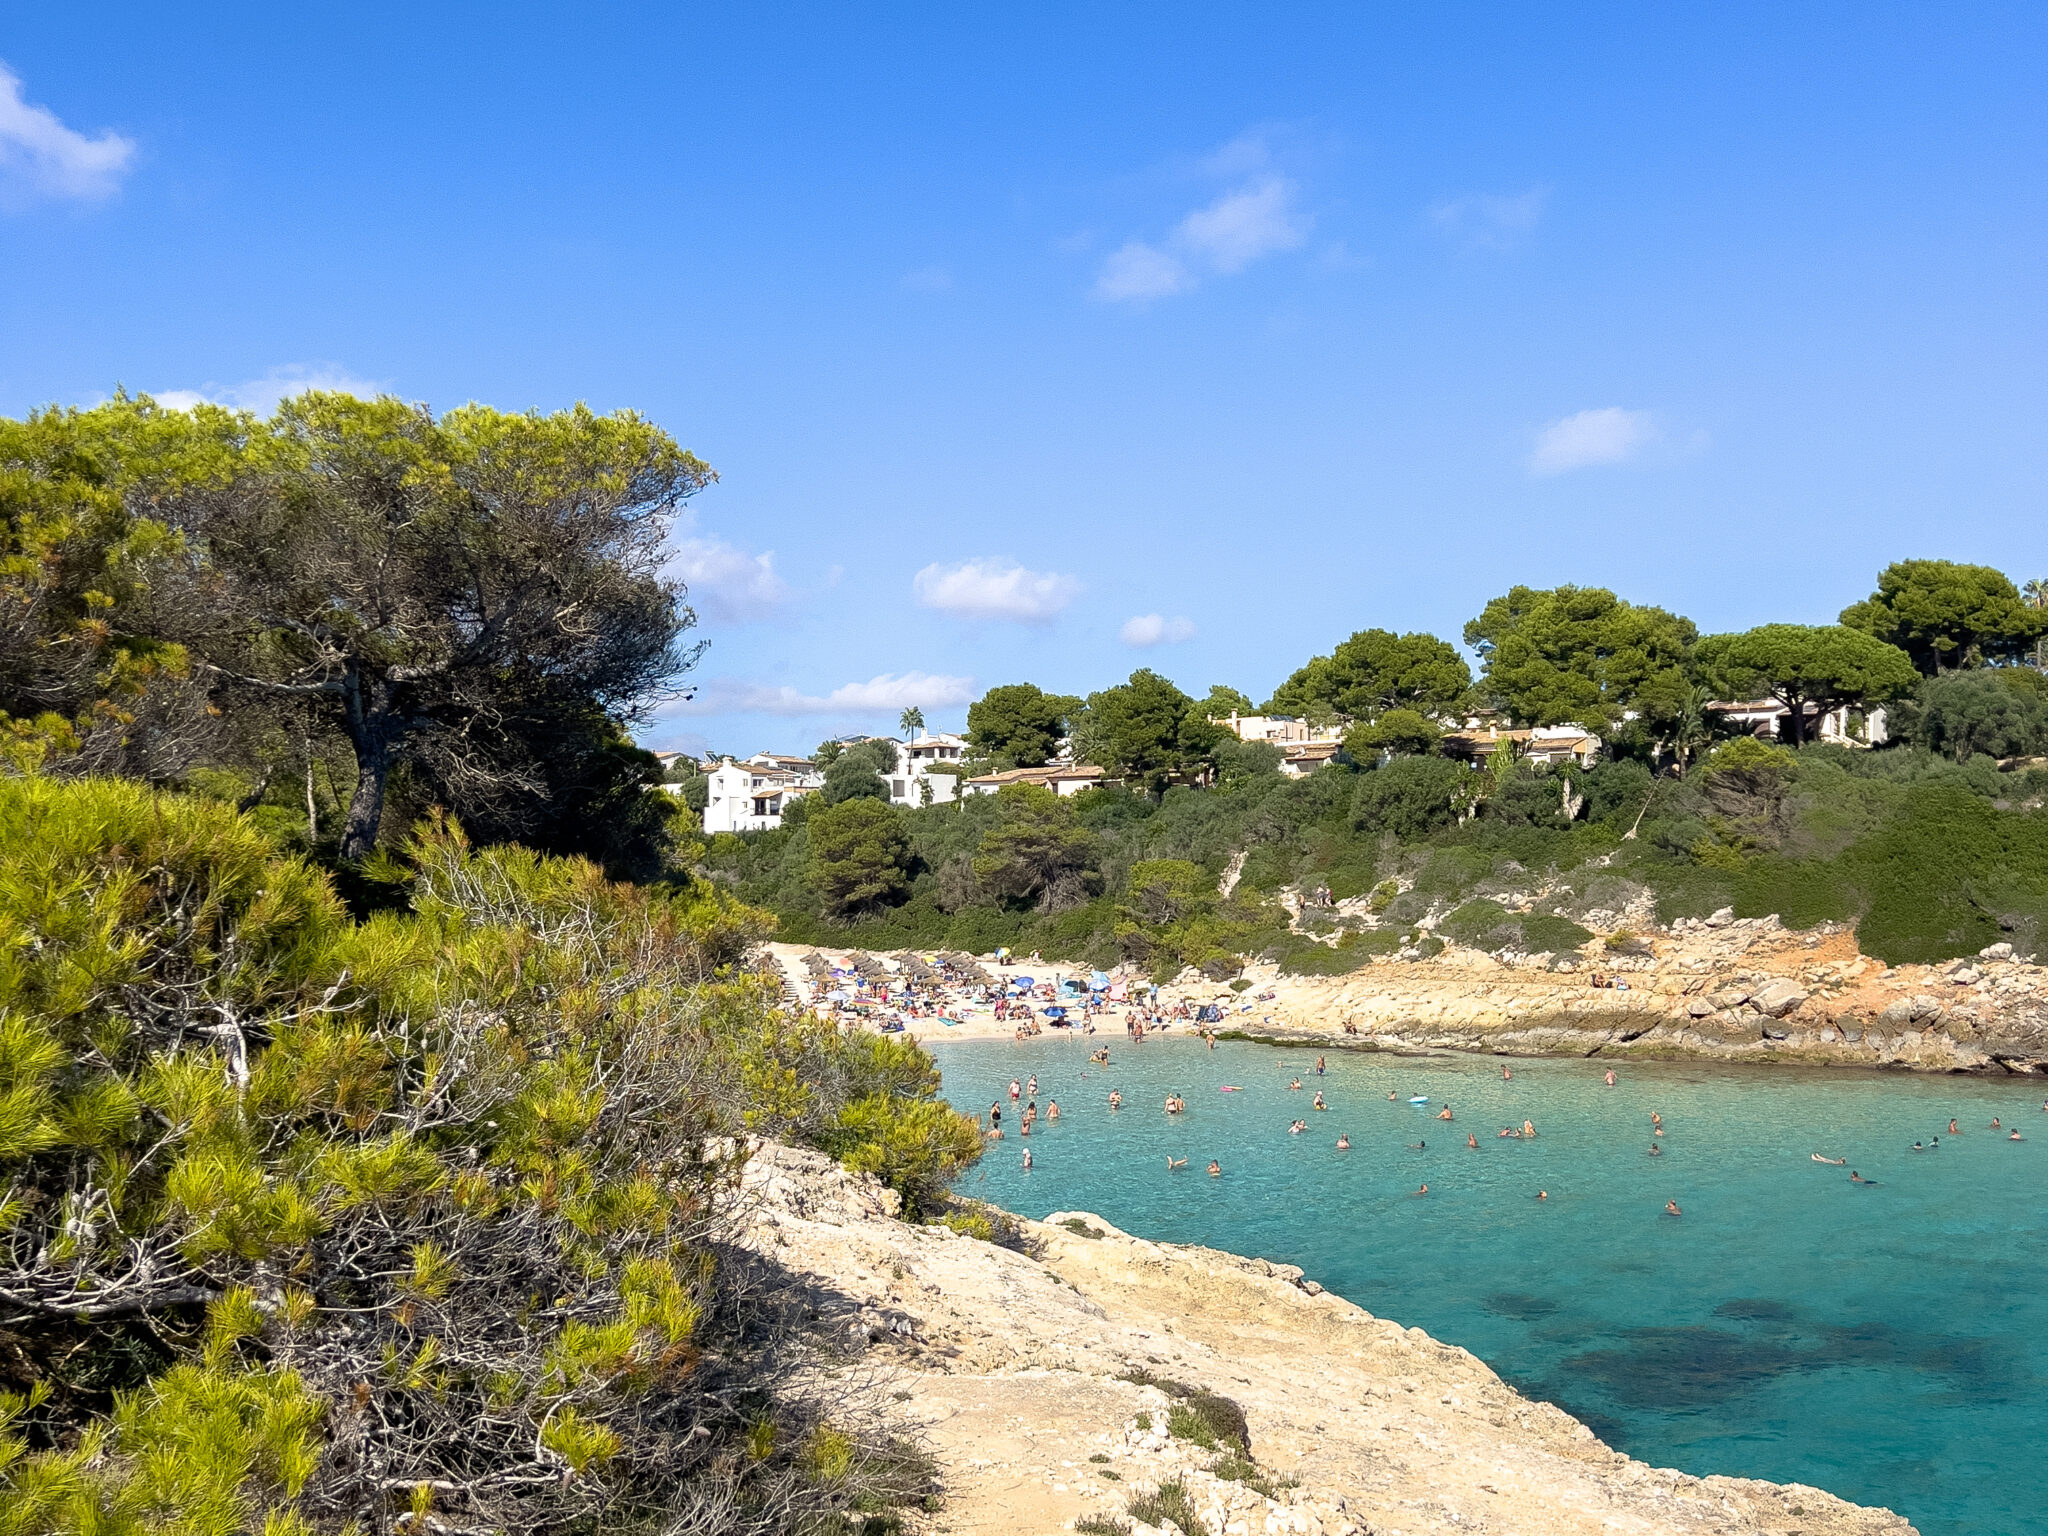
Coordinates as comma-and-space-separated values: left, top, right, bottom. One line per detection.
1289, 1119, 1306, 1135
1047, 1100, 1060, 1119
1911, 1141, 1925, 1151
1010, 1079, 1021, 1100
1108, 1090, 1122, 1110
2011, 1130, 2025, 1140
1166, 1155, 1187, 1170
1022, 1148, 1032, 1169
1536, 1190, 1548, 1201
1026, 1075, 1038, 1098
1207, 1160, 1222, 1177
1950, 1119, 1959, 1135
1313, 1091, 1327, 1110
1388, 1090, 1398, 1101
1467, 1133, 1479, 1148
1408, 1139, 1426, 1150
1991, 1117, 2002, 1129
1289, 1078, 1303, 1090
1605, 1069, 1616, 1086
1523, 1119, 1536, 1138
1315, 1056, 1326, 1076
1502, 1064, 1512, 1079
1647, 1144, 1663, 1156
1336, 1134, 1351, 1149
1436, 1105, 1454, 1121
1650, 1111, 1662, 1129
1850, 1170, 1877, 1184
1665, 1199, 1681, 1216
1413, 1183, 1429, 1196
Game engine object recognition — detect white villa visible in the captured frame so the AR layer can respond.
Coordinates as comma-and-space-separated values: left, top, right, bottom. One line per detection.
697, 733, 972, 833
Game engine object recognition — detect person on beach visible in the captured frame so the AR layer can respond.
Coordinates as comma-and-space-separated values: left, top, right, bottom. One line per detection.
1108, 1089, 1122, 1110
1605, 1069, 1616, 1086
1208, 1160, 1222, 1177
1336, 1134, 1351, 1149
1665, 1199, 1681, 1216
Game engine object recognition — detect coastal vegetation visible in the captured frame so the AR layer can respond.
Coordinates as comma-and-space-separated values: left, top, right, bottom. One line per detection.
704, 563, 2048, 975
0, 393, 982, 1534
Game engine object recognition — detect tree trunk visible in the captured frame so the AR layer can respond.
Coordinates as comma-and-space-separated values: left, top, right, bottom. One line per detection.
340, 730, 394, 861
1783, 694, 1808, 746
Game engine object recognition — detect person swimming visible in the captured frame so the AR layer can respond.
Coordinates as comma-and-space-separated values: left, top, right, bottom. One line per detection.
1207, 1160, 1222, 1177
1436, 1105, 1454, 1121
1813, 1152, 1845, 1164
2011, 1129, 2025, 1140
1991, 1117, 2002, 1129
1408, 1139, 1426, 1150
1911, 1141, 1925, 1151
1502, 1064, 1513, 1079
1950, 1119, 1959, 1135
1388, 1090, 1398, 1101
1467, 1133, 1479, 1148
1665, 1199, 1681, 1216
1166, 1155, 1187, 1170
1604, 1069, 1616, 1086
1536, 1189, 1548, 1201
1021, 1148, 1032, 1169
1523, 1119, 1536, 1138
1336, 1134, 1351, 1149
1108, 1089, 1122, 1110
1047, 1100, 1060, 1119
1026, 1075, 1038, 1098
1010, 1079, 1021, 1100
1650, 1111, 1662, 1128
1850, 1170, 1878, 1184
1413, 1183, 1429, 1196
1289, 1078, 1303, 1090
1313, 1091, 1327, 1110
1647, 1144, 1663, 1156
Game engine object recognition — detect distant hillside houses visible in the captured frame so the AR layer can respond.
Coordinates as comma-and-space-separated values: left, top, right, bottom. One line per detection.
694, 733, 970, 833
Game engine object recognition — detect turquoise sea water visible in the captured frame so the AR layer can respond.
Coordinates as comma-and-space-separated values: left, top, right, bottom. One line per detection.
933, 1037, 2048, 1536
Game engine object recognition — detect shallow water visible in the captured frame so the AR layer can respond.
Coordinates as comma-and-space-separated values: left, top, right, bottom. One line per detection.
933, 1036, 2048, 1536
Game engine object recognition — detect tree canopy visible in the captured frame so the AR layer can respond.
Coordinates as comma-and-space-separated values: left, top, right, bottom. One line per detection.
1342, 707, 1443, 760
820, 737, 898, 804
1840, 559, 2048, 674
970, 783, 1099, 910
806, 795, 912, 917
965, 682, 1078, 768
1910, 669, 2048, 763
1695, 624, 1919, 745
1464, 585, 1696, 733
1199, 683, 1257, 718
1077, 669, 1224, 792
1264, 628, 1470, 722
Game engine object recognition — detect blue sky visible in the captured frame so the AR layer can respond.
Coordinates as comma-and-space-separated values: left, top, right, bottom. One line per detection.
4, 5, 2043, 758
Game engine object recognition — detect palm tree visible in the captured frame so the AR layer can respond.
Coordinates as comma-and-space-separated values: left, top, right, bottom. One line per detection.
898, 705, 926, 739
1670, 685, 1720, 777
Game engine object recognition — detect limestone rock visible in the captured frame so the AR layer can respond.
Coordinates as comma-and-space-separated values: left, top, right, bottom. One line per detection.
1704, 906, 1736, 928
1752, 977, 1809, 1018
1980, 942, 2014, 961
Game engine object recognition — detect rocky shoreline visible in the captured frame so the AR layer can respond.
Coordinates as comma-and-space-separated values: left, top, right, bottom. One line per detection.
1226, 916, 2048, 1075
739, 1141, 1915, 1536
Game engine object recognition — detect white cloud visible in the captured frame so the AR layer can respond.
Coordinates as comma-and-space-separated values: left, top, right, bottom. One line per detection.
1529, 407, 1661, 476
1119, 613, 1197, 647
1094, 137, 1310, 304
152, 364, 385, 416
691, 671, 976, 717
669, 536, 789, 624
1175, 178, 1305, 273
0, 63, 134, 208
1430, 186, 1549, 248
1093, 241, 1192, 302
912, 558, 1080, 623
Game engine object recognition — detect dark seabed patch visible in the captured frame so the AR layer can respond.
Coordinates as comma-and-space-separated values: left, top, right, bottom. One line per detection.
1484, 1291, 1562, 1320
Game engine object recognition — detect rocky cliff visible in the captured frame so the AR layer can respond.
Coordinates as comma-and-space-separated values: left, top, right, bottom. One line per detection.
737, 1141, 1915, 1536
1238, 916, 2048, 1074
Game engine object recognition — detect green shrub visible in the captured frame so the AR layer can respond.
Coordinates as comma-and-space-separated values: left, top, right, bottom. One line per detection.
1126, 1476, 1209, 1536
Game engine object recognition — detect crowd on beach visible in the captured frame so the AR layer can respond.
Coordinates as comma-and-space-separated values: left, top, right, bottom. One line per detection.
789, 945, 1277, 1040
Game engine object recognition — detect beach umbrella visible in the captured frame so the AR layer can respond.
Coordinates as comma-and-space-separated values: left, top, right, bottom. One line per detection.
1089, 970, 1111, 991
1011, 976, 1034, 990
